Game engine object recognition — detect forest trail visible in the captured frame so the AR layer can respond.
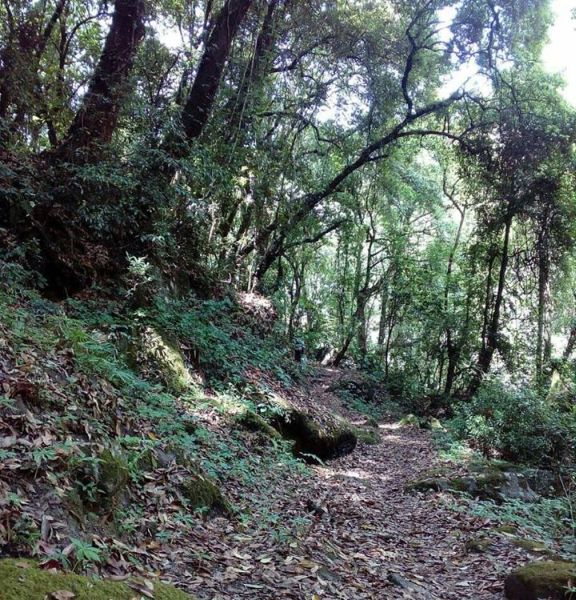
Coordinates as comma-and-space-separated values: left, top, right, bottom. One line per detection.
178, 368, 531, 600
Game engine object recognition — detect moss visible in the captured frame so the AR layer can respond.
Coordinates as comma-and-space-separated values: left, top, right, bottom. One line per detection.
353, 427, 381, 445
98, 449, 129, 499
271, 409, 357, 462
495, 525, 519, 535
504, 561, 576, 599
182, 474, 232, 515
404, 477, 449, 493
235, 409, 281, 440
70, 448, 129, 515
465, 537, 493, 553
136, 448, 158, 471
421, 417, 443, 430
469, 458, 516, 474
398, 414, 421, 427
0, 559, 193, 599
137, 327, 195, 393
511, 538, 555, 557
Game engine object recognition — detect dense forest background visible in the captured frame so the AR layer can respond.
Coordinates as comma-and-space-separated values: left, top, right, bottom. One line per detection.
2, 0, 576, 597
3, 0, 576, 422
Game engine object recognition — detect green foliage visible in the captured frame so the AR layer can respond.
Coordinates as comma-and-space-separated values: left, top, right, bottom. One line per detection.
449, 377, 576, 466
148, 295, 294, 389
466, 495, 576, 558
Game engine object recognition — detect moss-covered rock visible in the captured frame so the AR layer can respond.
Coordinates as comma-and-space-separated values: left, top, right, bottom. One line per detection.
271, 409, 356, 462
353, 427, 380, 445
504, 561, 576, 599
70, 448, 129, 515
495, 525, 519, 535
182, 474, 232, 516
398, 414, 422, 427
235, 409, 282, 440
465, 537, 493, 554
405, 477, 449, 493
405, 468, 540, 502
511, 538, 556, 557
0, 559, 193, 599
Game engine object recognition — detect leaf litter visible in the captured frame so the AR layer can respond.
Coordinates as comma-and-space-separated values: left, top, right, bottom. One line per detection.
0, 312, 546, 599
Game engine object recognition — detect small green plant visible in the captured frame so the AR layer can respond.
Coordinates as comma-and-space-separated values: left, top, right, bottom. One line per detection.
69, 538, 104, 571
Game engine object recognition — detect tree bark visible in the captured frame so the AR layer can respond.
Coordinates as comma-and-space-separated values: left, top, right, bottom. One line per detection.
55, 0, 146, 160
536, 215, 551, 385
181, 0, 254, 141
225, 0, 280, 139
468, 213, 512, 396
443, 202, 465, 396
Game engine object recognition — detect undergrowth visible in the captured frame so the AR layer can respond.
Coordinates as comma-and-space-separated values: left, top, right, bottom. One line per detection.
0, 260, 308, 574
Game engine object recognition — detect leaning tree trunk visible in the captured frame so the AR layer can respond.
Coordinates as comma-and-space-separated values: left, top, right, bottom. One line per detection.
180, 0, 254, 142
55, 0, 146, 161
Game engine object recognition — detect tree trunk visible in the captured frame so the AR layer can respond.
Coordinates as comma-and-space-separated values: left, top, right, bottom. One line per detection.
181, 0, 254, 141
468, 214, 512, 396
536, 224, 551, 385
55, 0, 146, 161
443, 203, 465, 396
225, 0, 280, 139
0, 0, 67, 145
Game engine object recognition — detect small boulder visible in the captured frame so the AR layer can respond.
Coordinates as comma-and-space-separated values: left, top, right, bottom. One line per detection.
465, 537, 494, 554
271, 409, 356, 462
182, 474, 231, 516
504, 561, 576, 599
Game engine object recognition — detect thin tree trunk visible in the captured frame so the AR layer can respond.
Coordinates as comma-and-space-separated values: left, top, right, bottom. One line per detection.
469, 213, 512, 396
443, 203, 465, 396
536, 224, 551, 384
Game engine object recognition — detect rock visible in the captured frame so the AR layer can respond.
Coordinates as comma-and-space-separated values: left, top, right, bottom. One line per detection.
398, 414, 422, 427
353, 426, 380, 445
495, 525, 519, 535
70, 448, 129, 515
271, 408, 357, 462
405, 477, 449, 493
235, 409, 282, 440
465, 537, 494, 554
182, 474, 231, 516
133, 327, 198, 393
0, 559, 194, 599
504, 561, 576, 599
511, 538, 557, 558
405, 468, 540, 503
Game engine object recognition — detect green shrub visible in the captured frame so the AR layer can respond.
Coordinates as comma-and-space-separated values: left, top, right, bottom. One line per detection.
449, 377, 576, 466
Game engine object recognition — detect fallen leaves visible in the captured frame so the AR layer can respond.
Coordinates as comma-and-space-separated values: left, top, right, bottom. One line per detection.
0, 326, 546, 600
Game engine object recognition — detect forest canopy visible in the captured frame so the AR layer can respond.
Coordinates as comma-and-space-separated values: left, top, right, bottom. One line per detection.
1, 0, 576, 450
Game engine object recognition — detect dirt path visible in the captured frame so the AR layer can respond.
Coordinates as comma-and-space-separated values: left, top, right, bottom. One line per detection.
176, 368, 533, 599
